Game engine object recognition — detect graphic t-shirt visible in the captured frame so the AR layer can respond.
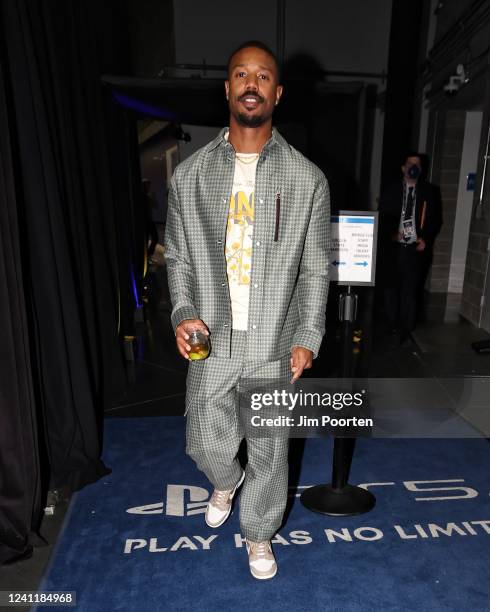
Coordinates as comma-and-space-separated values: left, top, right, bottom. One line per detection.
224, 135, 259, 330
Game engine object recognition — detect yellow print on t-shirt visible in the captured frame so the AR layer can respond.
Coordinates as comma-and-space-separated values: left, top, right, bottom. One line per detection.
226, 190, 254, 286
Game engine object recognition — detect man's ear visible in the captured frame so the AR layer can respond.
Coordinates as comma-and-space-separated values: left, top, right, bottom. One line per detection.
224, 81, 229, 100
275, 84, 284, 105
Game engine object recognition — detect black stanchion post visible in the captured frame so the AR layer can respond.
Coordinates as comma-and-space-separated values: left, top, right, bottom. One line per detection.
300, 285, 376, 515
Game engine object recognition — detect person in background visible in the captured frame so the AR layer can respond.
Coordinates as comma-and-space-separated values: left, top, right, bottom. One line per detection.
378, 152, 443, 345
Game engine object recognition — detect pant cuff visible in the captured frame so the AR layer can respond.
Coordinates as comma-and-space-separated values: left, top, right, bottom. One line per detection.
241, 526, 280, 542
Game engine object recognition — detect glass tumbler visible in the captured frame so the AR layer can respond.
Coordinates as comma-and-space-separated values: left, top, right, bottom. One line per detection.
188, 330, 210, 360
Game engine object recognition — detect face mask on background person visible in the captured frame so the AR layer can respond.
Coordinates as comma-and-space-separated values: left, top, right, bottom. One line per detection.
407, 165, 421, 180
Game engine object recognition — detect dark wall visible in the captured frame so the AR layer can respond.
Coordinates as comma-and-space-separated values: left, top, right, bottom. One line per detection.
380, 0, 424, 189
433, 0, 477, 41
126, 0, 175, 76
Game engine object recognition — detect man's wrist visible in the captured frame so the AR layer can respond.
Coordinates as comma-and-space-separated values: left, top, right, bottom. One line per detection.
291, 329, 322, 360
171, 305, 199, 335
291, 345, 313, 353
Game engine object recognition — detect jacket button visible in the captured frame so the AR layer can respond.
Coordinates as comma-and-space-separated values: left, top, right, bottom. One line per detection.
221, 282, 226, 287
252, 324, 257, 329
253, 283, 258, 288
217, 240, 222, 244
256, 241, 261, 246
259, 198, 264, 204
224, 323, 229, 328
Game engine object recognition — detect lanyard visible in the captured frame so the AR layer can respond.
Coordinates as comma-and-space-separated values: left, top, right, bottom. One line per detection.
402, 183, 416, 220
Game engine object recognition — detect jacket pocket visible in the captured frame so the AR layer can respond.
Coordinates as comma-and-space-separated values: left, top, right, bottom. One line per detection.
274, 190, 281, 242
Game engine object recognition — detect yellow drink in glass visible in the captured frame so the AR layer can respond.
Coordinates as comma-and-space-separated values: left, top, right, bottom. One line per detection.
188, 330, 210, 360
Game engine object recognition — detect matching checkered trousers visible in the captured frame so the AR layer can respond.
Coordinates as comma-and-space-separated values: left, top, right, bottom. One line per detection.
185, 329, 291, 541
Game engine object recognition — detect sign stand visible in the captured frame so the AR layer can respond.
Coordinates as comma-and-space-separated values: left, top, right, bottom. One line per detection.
301, 212, 378, 516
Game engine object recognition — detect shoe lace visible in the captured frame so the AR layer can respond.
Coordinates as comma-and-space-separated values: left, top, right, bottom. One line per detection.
210, 488, 231, 511
249, 541, 270, 558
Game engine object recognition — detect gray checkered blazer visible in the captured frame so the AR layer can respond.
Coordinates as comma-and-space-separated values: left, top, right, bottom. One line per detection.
163, 126, 331, 361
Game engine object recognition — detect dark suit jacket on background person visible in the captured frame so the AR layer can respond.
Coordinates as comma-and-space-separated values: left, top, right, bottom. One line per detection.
378, 179, 443, 290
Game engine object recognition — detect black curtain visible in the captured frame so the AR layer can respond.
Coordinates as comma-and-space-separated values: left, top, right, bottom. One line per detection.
0, 0, 144, 563
0, 37, 43, 565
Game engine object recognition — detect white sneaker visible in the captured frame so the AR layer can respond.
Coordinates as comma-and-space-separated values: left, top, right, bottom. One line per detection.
246, 539, 277, 580
205, 470, 245, 528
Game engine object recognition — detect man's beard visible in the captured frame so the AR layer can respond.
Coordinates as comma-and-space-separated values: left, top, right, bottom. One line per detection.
232, 90, 271, 127
236, 111, 268, 127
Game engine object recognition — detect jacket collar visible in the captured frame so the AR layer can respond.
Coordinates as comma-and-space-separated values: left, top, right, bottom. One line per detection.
205, 126, 290, 154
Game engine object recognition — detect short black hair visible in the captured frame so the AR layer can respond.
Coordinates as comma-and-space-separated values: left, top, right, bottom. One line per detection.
403, 151, 422, 164
227, 40, 281, 82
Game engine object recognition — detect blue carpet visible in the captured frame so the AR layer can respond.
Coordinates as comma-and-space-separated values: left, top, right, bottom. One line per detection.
37, 417, 490, 611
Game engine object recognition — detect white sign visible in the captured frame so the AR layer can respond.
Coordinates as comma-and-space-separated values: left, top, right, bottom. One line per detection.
330, 211, 378, 286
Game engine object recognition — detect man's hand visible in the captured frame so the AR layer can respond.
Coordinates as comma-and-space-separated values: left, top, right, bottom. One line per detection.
175, 319, 209, 360
290, 346, 313, 383
416, 238, 426, 252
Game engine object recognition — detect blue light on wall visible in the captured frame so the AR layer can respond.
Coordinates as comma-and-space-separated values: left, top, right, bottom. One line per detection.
112, 90, 178, 121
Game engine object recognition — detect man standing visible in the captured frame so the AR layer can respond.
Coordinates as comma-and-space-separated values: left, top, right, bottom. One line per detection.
164, 40, 330, 579
378, 152, 442, 344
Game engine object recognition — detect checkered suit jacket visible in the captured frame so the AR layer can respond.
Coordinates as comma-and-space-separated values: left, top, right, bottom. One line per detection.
163, 126, 331, 361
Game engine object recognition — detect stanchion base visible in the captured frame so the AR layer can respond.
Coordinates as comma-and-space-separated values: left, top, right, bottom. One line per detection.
300, 484, 376, 516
